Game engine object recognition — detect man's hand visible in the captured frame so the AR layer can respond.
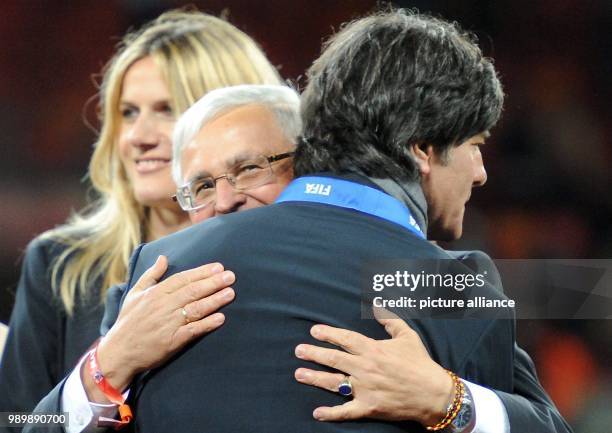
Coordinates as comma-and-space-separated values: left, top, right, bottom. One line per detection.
83, 256, 236, 403
294, 309, 453, 426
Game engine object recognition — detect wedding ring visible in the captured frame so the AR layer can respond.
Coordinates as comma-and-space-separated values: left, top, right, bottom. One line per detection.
180, 307, 189, 323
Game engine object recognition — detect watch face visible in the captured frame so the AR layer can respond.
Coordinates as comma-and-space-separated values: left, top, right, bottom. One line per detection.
453, 401, 473, 429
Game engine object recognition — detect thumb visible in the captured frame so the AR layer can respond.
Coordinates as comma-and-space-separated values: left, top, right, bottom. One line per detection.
133, 255, 168, 292
373, 307, 412, 338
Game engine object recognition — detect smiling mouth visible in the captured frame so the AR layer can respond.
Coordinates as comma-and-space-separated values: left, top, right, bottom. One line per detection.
135, 158, 170, 174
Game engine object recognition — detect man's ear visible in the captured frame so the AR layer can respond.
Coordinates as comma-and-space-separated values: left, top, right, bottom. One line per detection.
410, 142, 434, 176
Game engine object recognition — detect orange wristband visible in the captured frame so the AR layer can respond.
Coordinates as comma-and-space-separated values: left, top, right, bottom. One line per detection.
87, 345, 133, 429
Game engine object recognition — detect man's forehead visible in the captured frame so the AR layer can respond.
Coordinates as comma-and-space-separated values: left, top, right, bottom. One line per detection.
181, 106, 289, 180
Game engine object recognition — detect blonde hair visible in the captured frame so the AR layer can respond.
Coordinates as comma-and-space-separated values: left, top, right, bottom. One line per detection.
42, 9, 282, 314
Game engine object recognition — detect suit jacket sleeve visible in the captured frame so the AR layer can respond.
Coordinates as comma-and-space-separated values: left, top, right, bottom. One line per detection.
448, 250, 573, 432
20, 379, 66, 433
495, 344, 573, 433
18, 244, 145, 433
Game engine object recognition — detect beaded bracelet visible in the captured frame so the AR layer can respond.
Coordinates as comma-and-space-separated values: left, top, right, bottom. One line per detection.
425, 370, 465, 431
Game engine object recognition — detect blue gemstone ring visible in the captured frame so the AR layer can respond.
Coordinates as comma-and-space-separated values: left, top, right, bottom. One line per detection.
338, 377, 353, 397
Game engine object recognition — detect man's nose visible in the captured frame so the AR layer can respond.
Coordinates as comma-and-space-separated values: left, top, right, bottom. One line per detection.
213, 178, 247, 215
473, 162, 487, 187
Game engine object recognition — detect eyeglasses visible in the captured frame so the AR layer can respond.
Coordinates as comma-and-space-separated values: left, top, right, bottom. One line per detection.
172, 152, 294, 211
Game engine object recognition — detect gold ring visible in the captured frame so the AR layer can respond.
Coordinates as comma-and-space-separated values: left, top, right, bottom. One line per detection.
180, 307, 189, 323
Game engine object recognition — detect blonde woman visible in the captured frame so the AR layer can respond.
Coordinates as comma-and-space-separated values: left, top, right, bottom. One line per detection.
0, 9, 281, 413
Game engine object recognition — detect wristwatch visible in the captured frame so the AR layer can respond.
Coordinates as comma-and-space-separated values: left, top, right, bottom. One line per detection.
444, 380, 476, 433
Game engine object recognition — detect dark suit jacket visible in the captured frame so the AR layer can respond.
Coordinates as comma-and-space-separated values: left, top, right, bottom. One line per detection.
115, 176, 515, 432
0, 238, 104, 432
26, 201, 571, 433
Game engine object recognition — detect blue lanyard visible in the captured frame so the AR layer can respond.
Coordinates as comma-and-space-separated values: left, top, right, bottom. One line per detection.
275, 176, 425, 239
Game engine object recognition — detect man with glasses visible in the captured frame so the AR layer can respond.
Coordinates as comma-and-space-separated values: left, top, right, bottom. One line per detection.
173, 151, 294, 221
170, 84, 298, 222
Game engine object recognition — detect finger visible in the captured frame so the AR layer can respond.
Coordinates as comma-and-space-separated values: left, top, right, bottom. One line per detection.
310, 325, 372, 355
178, 262, 226, 285
183, 287, 235, 322
373, 307, 412, 338
172, 313, 226, 347
295, 344, 357, 372
133, 255, 168, 292
313, 400, 365, 422
155, 262, 227, 295
174, 270, 235, 307
294, 368, 346, 393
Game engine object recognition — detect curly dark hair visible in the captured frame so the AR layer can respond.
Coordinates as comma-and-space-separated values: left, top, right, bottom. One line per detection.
295, 9, 504, 180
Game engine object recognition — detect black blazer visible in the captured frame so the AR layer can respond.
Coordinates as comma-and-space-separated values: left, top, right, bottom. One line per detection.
0, 238, 104, 419
118, 180, 515, 432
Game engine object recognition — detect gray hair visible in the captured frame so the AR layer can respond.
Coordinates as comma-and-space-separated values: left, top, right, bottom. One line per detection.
172, 84, 301, 186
